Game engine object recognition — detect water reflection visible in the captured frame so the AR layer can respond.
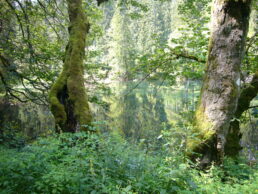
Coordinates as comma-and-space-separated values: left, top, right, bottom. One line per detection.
94, 80, 201, 143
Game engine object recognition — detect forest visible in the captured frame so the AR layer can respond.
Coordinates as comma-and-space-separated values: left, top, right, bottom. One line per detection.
0, 0, 257, 193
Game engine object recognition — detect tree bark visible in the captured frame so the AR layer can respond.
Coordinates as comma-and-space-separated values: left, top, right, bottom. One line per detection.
97, 0, 109, 6
225, 71, 258, 156
187, 0, 252, 167
49, 0, 92, 132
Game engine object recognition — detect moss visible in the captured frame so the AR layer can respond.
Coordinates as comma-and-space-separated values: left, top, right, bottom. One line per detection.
49, 74, 67, 127
195, 107, 215, 138
49, 0, 92, 132
66, 0, 92, 131
187, 105, 215, 153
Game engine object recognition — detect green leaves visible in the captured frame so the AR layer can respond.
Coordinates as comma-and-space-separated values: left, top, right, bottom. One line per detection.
0, 132, 257, 193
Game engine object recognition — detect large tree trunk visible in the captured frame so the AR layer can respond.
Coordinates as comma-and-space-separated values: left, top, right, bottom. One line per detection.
49, 0, 92, 132
225, 71, 258, 156
187, 0, 252, 167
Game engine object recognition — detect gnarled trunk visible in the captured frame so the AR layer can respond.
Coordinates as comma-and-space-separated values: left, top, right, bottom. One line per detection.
187, 0, 252, 167
49, 0, 92, 132
225, 71, 258, 156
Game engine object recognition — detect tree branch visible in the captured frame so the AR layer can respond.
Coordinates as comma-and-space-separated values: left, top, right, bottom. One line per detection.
170, 50, 206, 63
235, 71, 258, 118
97, 0, 109, 6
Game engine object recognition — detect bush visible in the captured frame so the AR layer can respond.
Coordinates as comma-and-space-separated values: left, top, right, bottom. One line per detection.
0, 123, 26, 149
0, 132, 257, 194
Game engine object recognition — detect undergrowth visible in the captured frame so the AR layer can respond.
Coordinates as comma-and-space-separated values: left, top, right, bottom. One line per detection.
0, 132, 257, 194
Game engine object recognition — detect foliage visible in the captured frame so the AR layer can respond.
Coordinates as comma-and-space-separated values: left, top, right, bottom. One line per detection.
0, 0, 257, 193
0, 123, 26, 149
0, 132, 257, 194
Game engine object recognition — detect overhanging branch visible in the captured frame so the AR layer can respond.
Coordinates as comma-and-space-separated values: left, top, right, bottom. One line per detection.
170, 50, 206, 63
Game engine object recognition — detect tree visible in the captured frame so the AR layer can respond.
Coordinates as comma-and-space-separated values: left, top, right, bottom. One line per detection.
187, 0, 253, 166
49, 0, 92, 132
225, 71, 258, 156
1, 0, 65, 105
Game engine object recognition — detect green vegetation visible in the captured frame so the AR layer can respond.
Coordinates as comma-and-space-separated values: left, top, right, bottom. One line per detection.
0, 132, 257, 194
0, 0, 257, 193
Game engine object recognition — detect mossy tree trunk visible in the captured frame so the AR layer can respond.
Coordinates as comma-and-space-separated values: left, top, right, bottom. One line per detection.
188, 0, 252, 166
225, 71, 258, 156
49, 0, 92, 132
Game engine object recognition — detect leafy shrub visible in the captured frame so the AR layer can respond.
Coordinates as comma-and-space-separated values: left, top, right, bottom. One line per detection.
0, 132, 257, 194
0, 123, 26, 149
